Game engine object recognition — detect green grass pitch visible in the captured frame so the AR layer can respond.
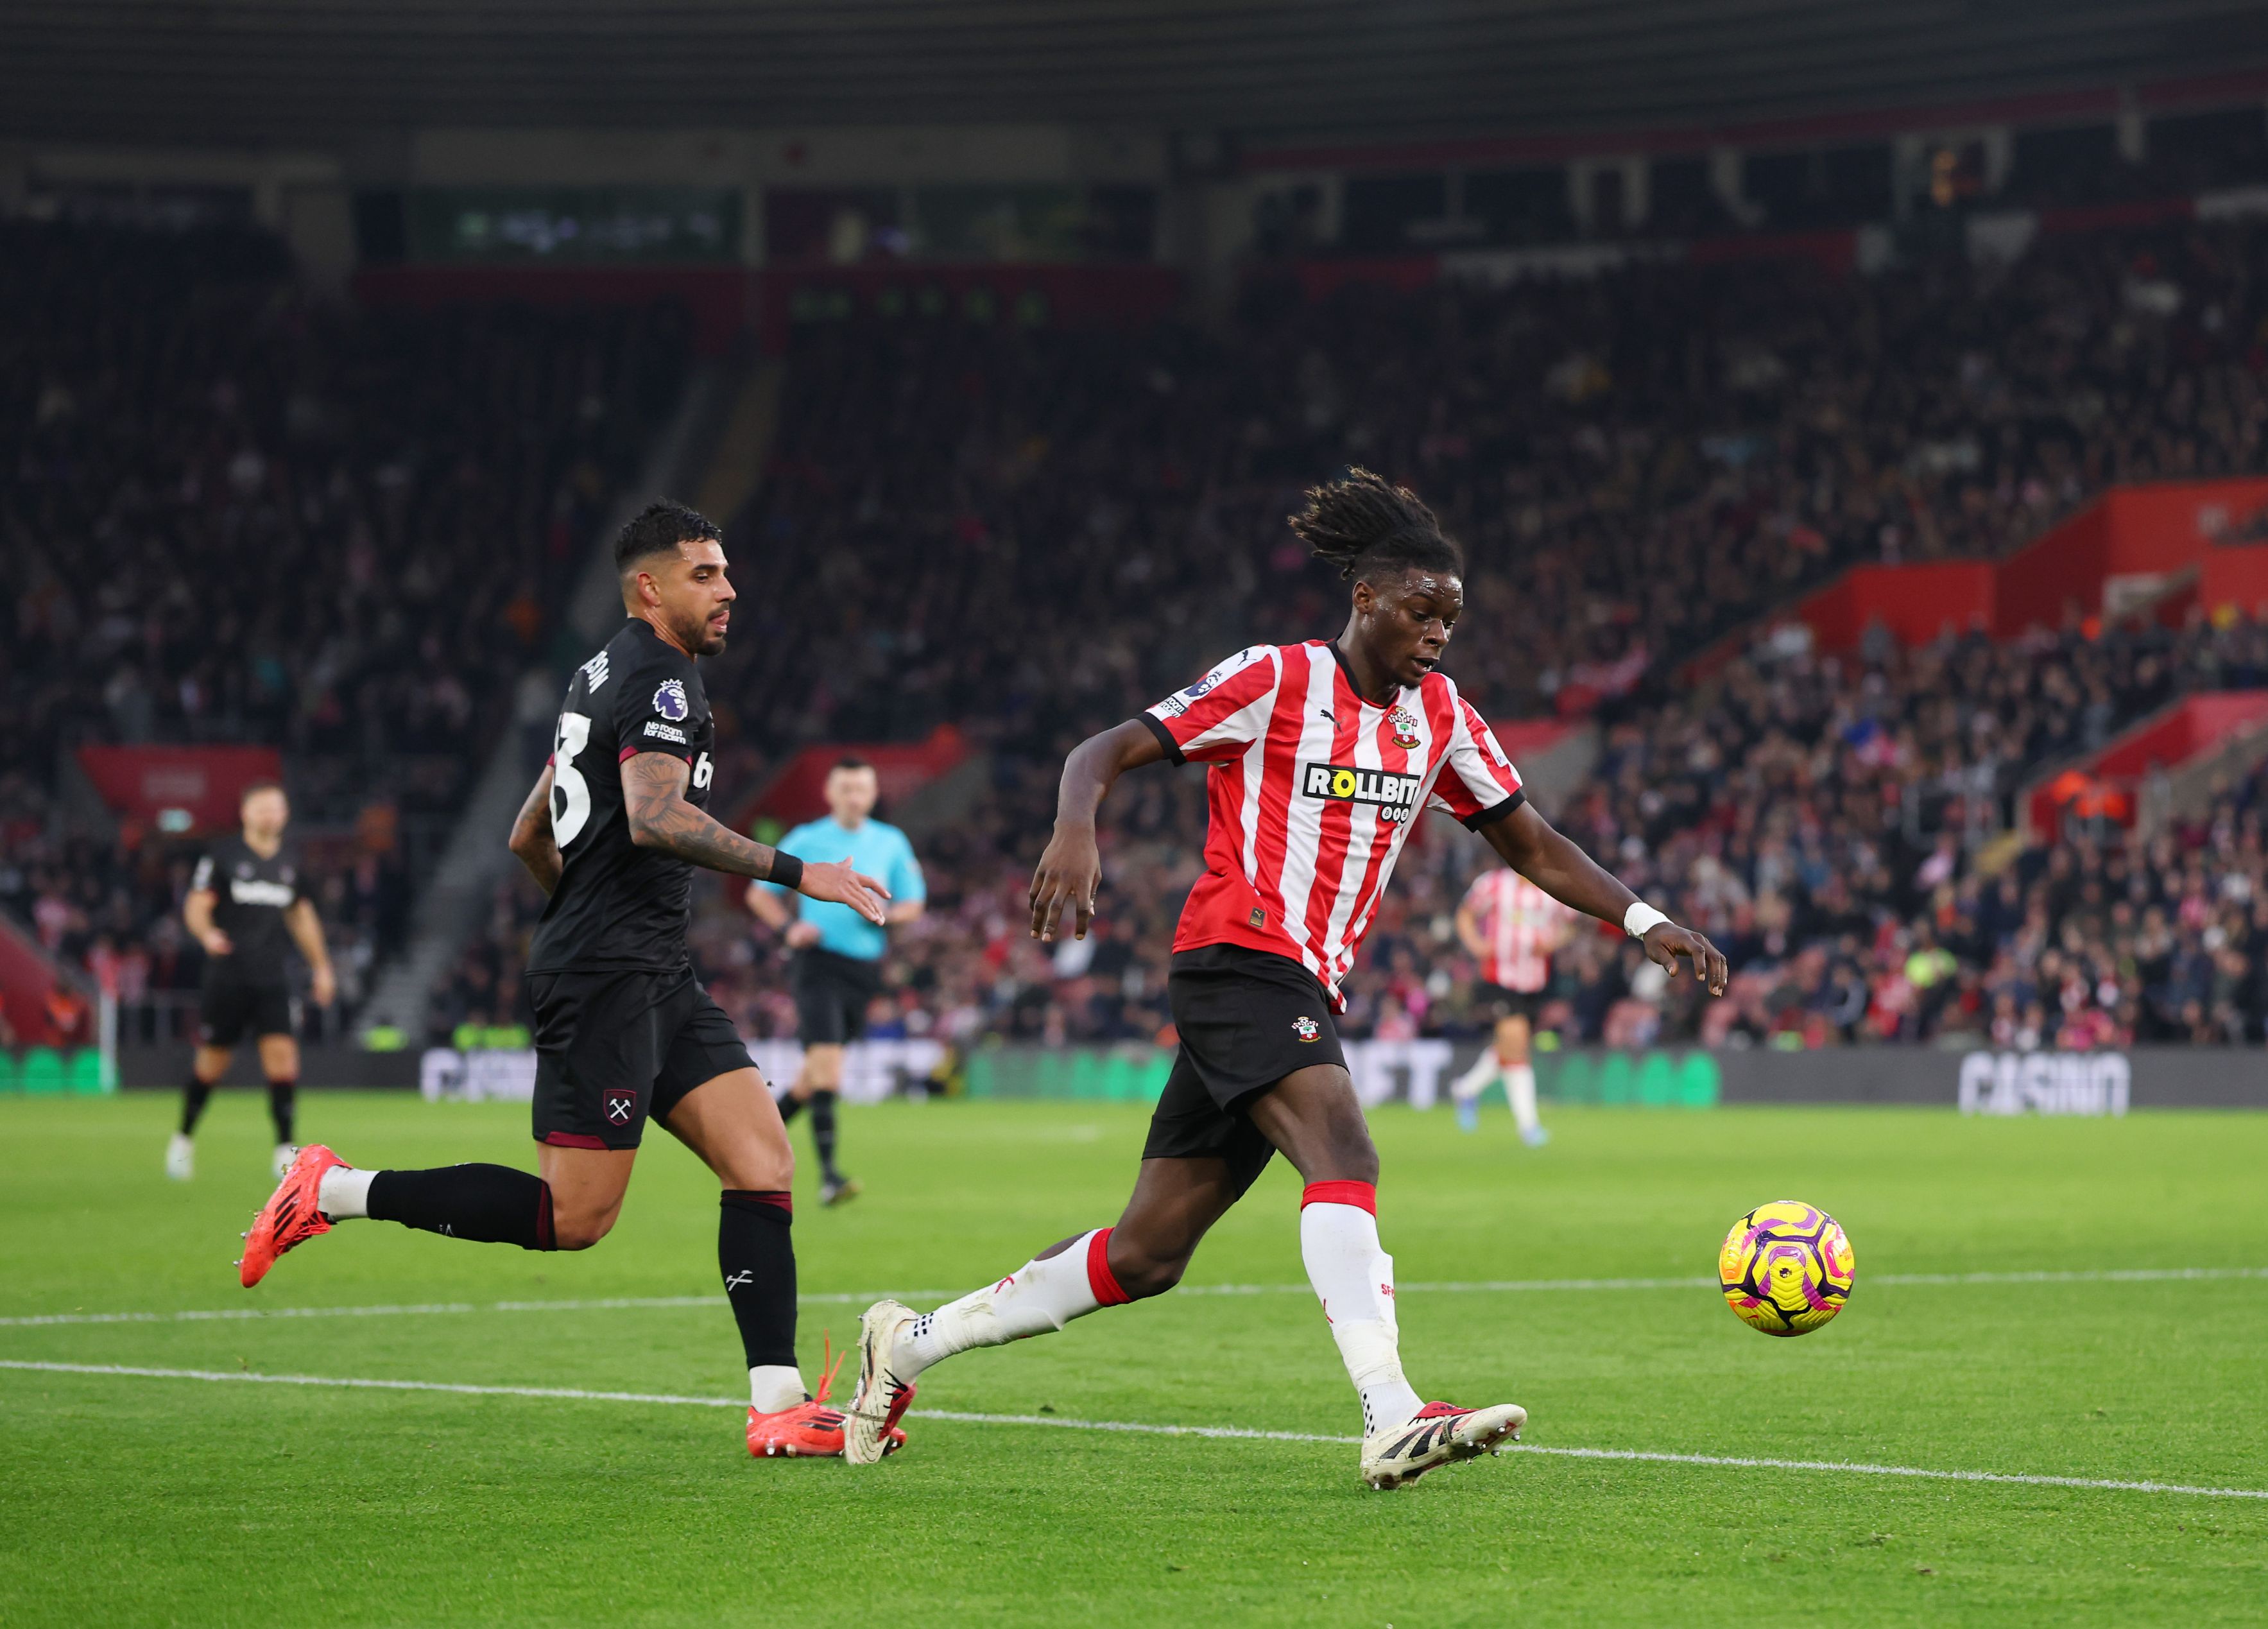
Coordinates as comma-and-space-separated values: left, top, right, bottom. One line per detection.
3, 1090, 2265, 1626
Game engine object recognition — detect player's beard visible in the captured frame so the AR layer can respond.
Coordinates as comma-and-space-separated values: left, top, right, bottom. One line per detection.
678, 610, 728, 656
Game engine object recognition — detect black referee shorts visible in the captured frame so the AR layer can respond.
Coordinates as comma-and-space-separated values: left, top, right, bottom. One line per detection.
528, 967, 752, 1150
198, 976, 295, 1047
791, 947, 882, 1047
1141, 945, 1346, 1196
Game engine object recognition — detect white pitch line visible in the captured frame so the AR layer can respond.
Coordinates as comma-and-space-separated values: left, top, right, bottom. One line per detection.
4, 1359, 2264, 1503
4, 1264, 2263, 1331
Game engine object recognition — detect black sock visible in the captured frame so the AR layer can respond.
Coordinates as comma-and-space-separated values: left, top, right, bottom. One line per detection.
180, 1079, 214, 1137
266, 1079, 296, 1145
809, 1089, 841, 1182
368, 1166, 556, 1250
719, 1190, 797, 1371
777, 1092, 807, 1126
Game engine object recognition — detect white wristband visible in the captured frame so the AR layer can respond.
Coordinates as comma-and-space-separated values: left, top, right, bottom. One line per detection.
1623, 902, 1669, 939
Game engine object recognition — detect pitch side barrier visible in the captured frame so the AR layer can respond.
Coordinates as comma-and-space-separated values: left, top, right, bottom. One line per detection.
94, 1040, 2264, 1111
367, 1041, 2268, 1114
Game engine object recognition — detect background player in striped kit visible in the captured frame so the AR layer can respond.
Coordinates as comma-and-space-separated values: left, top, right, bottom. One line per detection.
845, 470, 1728, 1488
1450, 866, 1579, 1142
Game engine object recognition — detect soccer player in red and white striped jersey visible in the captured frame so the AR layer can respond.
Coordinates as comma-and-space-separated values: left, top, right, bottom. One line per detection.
1451, 868, 1579, 1142
848, 470, 1726, 1489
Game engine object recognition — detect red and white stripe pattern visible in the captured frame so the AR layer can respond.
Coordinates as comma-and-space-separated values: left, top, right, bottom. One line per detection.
1461, 868, 1576, 993
1142, 642, 1522, 1006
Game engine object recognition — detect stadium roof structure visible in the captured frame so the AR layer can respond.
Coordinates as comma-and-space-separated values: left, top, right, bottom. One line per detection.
9, 0, 2267, 150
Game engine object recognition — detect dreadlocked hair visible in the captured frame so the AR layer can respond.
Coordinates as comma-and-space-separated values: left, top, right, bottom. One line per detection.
1289, 467, 1465, 583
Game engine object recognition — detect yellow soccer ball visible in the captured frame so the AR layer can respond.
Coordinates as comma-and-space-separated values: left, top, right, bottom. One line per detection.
1719, 1200, 1855, 1336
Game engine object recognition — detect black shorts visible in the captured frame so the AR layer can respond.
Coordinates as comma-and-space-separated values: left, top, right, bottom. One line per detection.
1140, 945, 1346, 1194
791, 947, 882, 1046
1477, 983, 1549, 1024
198, 978, 294, 1047
528, 967, 752, 1150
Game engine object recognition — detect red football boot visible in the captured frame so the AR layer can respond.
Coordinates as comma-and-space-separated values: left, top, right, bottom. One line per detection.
238, 1144, 349, 1289
747, 1338, 907, 1459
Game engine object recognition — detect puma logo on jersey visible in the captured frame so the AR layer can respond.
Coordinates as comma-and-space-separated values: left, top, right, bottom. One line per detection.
1300, 762, 1422, 822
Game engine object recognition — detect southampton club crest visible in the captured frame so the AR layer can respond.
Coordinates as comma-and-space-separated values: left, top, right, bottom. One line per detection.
1292, 1015, 1321, 1043
1387, 705, 1422, 751
652, 678, 691, 723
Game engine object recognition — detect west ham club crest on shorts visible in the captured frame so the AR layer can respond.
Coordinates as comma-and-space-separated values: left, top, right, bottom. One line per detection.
1292, 1015, 1320, 1043
602, 1087, 638, 1127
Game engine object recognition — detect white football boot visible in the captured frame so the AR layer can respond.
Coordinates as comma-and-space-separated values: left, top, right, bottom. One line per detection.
842, 1298, 921, 1466
165, 1133, 194, 1182
1360, 1400, 1527, 1490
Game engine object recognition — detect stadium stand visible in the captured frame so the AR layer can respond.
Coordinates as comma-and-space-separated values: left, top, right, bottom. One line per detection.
6, 206, 2267, 1054
0, 216, 691, 1040
664, 213, 2268, 1051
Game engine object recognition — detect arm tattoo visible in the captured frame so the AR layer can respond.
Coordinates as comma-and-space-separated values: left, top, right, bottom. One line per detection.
508, 765, 563, 896
621, 752, 793, 882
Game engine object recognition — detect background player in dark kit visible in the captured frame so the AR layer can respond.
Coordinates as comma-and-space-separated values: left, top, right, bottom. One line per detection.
236, 502, 897, 1460
168, 780, 336, 1182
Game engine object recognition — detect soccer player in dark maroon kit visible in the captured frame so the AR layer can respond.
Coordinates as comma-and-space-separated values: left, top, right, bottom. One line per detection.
238, 502, 902, 1459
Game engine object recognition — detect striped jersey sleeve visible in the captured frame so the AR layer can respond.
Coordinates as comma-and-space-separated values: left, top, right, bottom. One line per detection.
1141, 646, 1282, 764
1428, 692, 1525, 827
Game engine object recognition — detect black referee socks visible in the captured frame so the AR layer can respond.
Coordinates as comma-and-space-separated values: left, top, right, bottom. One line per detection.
719, 1190, 798, 1370
807, 1090, 841, 1183
367, 1165, 557, 1250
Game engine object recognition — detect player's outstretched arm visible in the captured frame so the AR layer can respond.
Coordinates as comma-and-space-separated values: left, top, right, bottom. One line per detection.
1481, 800, 1728, 996
623, 752, 888, 924
1029, 719, 1168, 942
507, 764, 562, 896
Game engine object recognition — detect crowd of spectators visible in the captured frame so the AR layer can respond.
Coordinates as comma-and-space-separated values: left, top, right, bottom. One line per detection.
12, 204, 2268, 1055
710, 213, 2268, 762
0, 214, 689, 1030
650, 214, 2268, 1052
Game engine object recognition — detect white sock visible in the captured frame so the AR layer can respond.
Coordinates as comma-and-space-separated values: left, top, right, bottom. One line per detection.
1450, 1051, 1499, 1105
750, 1365, 807, 1413
1506, 1064, 1540, 1135
1300, 1193, 1422, 1435
316, 1165, 375, 1221
897, 1228, 1117, 1379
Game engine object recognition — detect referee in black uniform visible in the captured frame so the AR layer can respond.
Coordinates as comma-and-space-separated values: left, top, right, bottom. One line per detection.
168, 781, 335, 1182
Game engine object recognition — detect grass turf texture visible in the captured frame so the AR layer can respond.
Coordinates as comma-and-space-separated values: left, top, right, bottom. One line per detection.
3, 1092, 2265, 1627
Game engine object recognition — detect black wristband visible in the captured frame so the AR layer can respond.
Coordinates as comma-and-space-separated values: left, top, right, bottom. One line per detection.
767, 852, 804, 892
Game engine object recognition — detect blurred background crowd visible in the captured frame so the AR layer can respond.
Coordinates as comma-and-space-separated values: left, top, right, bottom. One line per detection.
0, 217, 689, 1043
8, 198, 2268, 1055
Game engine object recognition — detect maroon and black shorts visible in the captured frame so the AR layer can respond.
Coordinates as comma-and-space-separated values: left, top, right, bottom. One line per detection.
528, 966, 752, 1150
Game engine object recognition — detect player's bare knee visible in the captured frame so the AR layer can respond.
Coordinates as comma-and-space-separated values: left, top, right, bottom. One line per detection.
1323, 1129, 1380, 1187
1107, 1237, 1190, 1300
551, 1208, 617, 1251
721, 1146, 794, 1193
